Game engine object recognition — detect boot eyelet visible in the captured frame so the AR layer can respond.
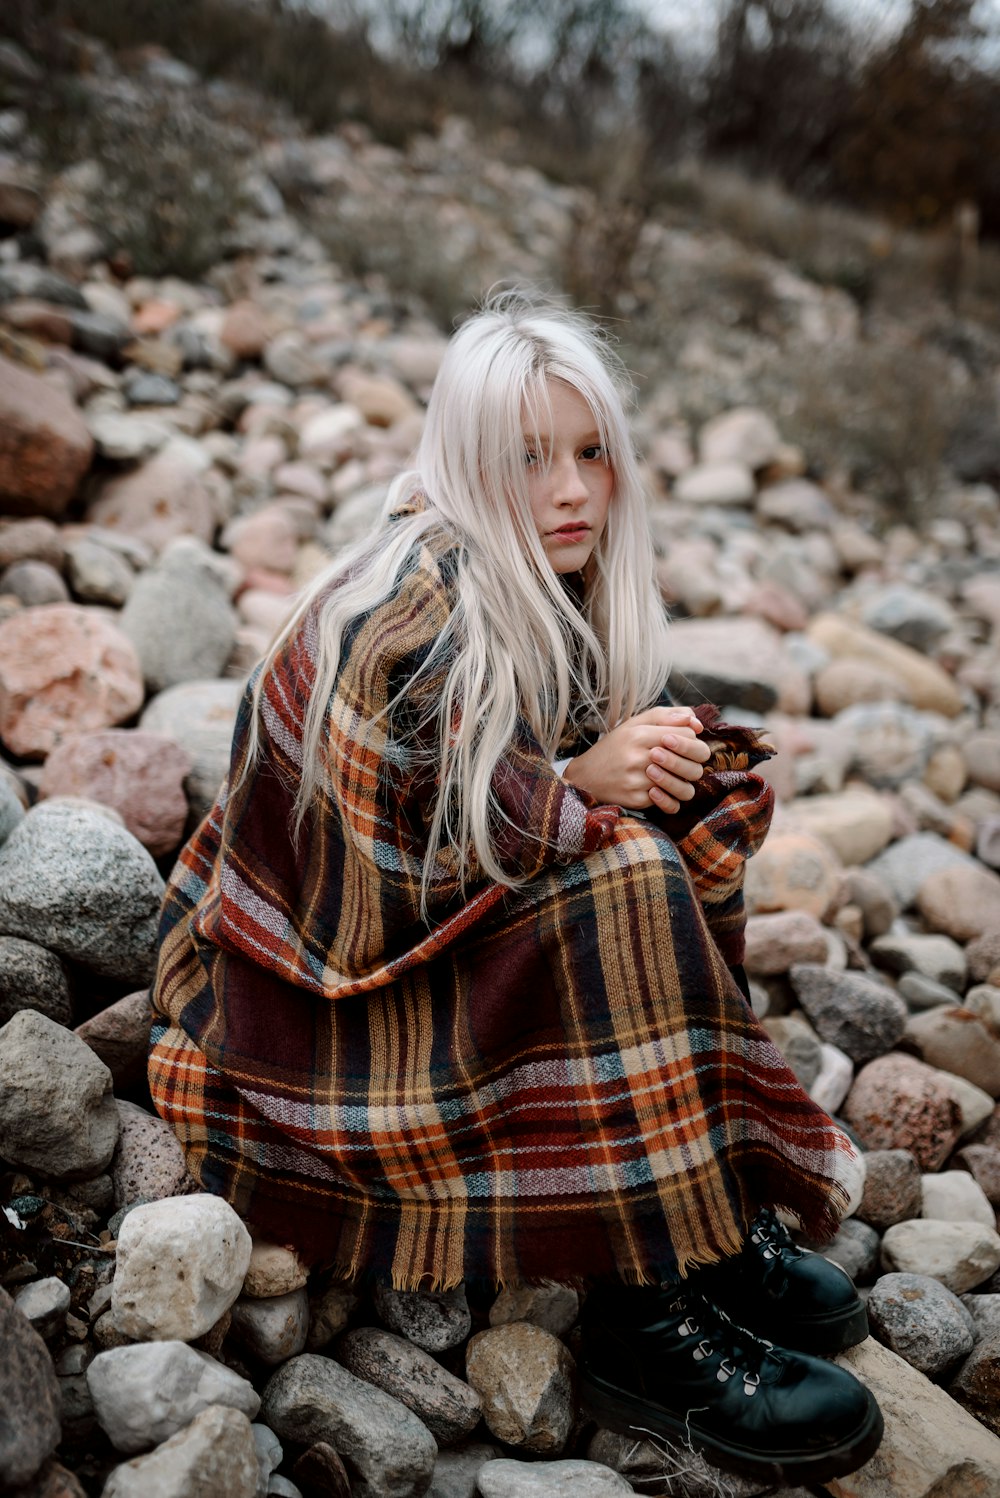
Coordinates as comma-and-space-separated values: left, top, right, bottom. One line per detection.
717, 1358, 736, 1382
743, 1372, 761, 1397
692, 1338, 713, 1362
679, 1317, 699, 1336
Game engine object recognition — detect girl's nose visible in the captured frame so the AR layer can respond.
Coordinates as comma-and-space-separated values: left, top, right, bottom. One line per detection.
552, 458, 588, 504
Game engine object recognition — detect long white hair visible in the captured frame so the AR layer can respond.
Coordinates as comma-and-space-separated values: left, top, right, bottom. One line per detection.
245, 292, 671, 913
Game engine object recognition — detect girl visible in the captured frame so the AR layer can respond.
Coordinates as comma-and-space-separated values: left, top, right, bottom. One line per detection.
149, 293, 882, 1485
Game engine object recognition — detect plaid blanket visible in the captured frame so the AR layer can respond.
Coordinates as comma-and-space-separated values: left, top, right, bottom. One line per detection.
149, 534, 858, 1290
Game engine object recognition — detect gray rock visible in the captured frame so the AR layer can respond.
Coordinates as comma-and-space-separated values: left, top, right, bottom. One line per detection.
69, 309, 129, 361
12, 1276, 71, 1339
0, 263, 86, 306
960, 1292, 1000, 1341
261, 1353, 437, 1498
949, 1329, 1000, 1436
0, 801, 165, 983
867, 1271, 974, 1376
762, 1013, 823, 1089
120, 541, 237, 694
822, 1218, 881, 1283
229, 1288, 309, 1366
788, 964, 907, 1063
140, 677, 242, 823
898, 972, 961, 1011
0, 1009, 118, 1178
838, 705, 951, 791
337, 1325, 482, 1446
426, 1443, 503, 1498
306, 1284, 359, 1350
859, 585, 957, 652
866, 832, 976, 910
903, 1004, 1000, 1096
0, 1287, 61, 1490
112, 1193, 252, 1342
101, 1404, 259, 1498
869, 931, 966, 992
124, 372, 181, 407
476, 1458, 633, 1496
373, 1282, 472, 1352
0, 935, 72, 1027
0, 559, 69, 606
110, 1099, 199, 1210
65, 534, 135, 606
0, 773, 24, 845
488, 1284, 580, 1338
253, 1422, 283, 1494
268, 1478, 303, 1498
87, 1341, 261, 1454
856, 1149, 923, 1232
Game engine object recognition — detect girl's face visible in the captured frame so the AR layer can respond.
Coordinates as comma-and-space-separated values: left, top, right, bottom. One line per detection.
522, 378, 614, 575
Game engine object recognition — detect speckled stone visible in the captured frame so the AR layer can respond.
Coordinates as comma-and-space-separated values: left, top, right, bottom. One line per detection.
821, 1218, 881, 1284
488, 1284, 580, 1338
789, 964, 907, 1063
856, 1149, 923, 1232
110, 1099, 199, 1211
465, 1323, 575, 1455
903, 1005, 1000, 1097
867, 1271, 974, 1376
373, 1282, 471, 1353
949, 1329, 1000, 1436
842, 1054, 963, 1170
337, 1326, 481, 1446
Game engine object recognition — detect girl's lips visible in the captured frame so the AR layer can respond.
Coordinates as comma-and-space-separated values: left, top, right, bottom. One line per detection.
551, 524, 590, 537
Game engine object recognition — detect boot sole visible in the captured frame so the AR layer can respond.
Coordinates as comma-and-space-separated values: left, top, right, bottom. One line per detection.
735, 1299, 871, 1357
578, 1365, 885, 1485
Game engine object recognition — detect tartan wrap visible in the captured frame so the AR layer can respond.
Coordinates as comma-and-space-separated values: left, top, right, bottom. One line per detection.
149, 534, 858, 1290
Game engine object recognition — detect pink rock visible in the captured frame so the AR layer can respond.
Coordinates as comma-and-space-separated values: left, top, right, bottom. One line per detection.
273, 461, 326, 504
744, 910, 830, 975
131, 299, 182, 336
744, 832, 845, 921
220, 300, 271, 360
917, 863, 1000, 943
842, 1054, 963, 1171
0, 517, 64, 570
86, 444, 215, 554
76, 989, 153, 1090
223, 504, 299, 575
0, 604, 144, 760
336, 368, 418, 428
38, 728, 191, 856
0, 352, 94, 517
742, 581, 809, 633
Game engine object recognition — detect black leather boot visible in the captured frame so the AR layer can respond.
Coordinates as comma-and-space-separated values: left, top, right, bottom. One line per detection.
701, 1207, 868, 1355
579, 1281, 883, 1486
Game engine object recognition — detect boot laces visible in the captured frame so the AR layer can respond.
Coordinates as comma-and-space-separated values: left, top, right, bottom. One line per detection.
750, 1206, 802, 1263
668, 1288, 770, 1397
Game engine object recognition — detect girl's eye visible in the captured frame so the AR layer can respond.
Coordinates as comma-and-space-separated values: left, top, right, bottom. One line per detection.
581, 445, 604, 461
524, 450, 538, 466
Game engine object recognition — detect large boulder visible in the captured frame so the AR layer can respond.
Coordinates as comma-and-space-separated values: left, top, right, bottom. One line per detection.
0, 800, 165, 983
0, 1009, 118, 1179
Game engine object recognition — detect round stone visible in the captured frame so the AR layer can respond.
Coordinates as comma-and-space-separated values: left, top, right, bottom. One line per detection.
867, 1271, 974, 1376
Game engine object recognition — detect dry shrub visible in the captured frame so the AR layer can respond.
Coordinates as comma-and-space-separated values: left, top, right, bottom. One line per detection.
778, 338, 960, 519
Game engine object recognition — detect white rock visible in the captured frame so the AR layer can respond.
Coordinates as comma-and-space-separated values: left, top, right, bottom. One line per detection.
477, 1457, 633, 1495
252, 1422, 283, 1494
298, 404, 364, 462
921, 1171, 996, 1229
87, 1341, 260, 1454
809, 1042, 855, 1116
880, 1218, 1000, 1293
938, 1073, 996, 1137
101, 1403, 259, 1498
112, 1193, 252, 1341
673, 460, 756, 506
12, 1275, 71, 1338
242, 1240, 309, 1299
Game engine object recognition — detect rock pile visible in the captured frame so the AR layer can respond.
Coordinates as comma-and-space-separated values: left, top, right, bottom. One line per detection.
4, 27, 1000, 1498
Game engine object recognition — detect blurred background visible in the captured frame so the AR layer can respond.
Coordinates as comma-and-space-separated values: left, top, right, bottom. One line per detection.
5, 0, 1000, 521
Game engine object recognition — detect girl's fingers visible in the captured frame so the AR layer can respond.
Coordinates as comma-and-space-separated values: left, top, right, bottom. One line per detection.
648, 784, 681, 813
649, 746, 707, 781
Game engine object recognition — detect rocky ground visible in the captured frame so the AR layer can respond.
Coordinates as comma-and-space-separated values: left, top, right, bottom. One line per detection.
4, 26, 1000, 1498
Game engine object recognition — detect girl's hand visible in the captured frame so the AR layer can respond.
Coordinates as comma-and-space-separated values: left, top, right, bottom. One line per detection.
562, 706, 710, 812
